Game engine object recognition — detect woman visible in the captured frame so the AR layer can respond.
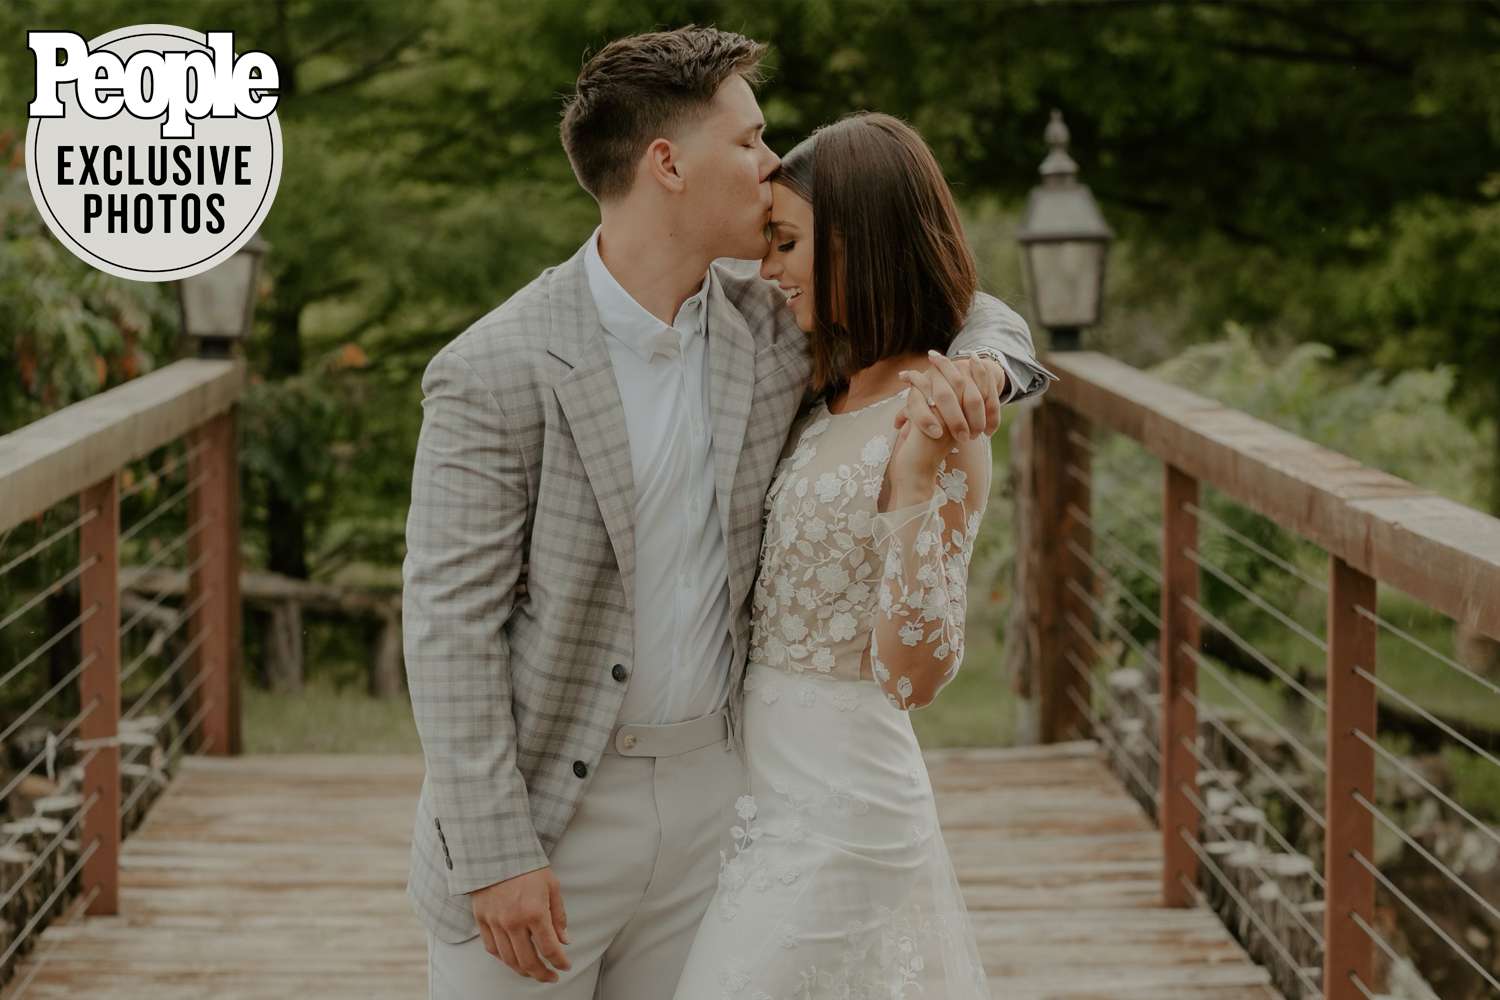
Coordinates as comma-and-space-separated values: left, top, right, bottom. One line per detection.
672, 112, 995, 998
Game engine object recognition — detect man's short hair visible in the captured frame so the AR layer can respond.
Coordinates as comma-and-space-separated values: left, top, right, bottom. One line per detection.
561, 26, 767, 202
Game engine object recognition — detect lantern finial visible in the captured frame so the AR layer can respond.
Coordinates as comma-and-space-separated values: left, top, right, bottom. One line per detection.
1040, 109, 1079, 183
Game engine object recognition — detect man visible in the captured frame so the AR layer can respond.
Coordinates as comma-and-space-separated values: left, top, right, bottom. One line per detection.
403, 25, 1053, 999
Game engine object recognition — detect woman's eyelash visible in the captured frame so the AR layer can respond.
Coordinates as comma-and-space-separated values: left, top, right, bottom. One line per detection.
777, 241, 795, 253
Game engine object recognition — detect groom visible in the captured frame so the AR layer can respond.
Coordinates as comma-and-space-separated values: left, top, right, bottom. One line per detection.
403, 25, 1053, 998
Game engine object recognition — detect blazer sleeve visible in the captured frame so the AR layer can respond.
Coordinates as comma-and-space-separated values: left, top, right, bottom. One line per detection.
948, 291, 1058, 403
715, 259, 1054, 408
402, 348, 549, 895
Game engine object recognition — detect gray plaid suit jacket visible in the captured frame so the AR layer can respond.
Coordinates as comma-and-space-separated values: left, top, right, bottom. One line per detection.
403, 242, 1053, 943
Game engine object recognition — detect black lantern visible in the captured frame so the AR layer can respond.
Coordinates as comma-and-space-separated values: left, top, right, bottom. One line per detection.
1015, 111, 1112, 351
177, 232, 269, 358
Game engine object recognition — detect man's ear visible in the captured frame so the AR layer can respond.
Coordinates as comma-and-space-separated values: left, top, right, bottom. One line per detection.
644, 137, 685, 194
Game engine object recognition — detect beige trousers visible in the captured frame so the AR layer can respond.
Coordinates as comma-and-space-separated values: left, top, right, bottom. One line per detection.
426, 709, 744, 999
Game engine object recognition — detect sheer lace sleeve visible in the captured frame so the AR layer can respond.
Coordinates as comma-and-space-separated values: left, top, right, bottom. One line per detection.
868, 436, 992, 711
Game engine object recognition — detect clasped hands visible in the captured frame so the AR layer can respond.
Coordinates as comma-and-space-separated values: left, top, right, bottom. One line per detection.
882, 351, 1003, 504
895, 351, 1007, 443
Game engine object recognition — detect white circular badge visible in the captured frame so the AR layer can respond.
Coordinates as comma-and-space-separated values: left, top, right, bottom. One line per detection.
25, 24, 282, 282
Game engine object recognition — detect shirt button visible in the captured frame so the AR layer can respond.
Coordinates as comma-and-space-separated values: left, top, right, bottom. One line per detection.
572, 760, 588, 779
621, 733, 638, 750
612, 663, 628, 682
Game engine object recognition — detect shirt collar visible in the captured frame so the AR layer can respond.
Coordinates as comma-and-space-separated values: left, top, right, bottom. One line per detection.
584, 227, 710, 362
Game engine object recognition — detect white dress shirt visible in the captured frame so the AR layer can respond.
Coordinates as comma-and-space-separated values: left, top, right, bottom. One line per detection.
584, 228, 735, 725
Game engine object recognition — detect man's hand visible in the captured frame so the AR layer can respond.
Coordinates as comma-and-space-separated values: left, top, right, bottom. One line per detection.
896, 351, 1008, 440
470, 866, 571, 982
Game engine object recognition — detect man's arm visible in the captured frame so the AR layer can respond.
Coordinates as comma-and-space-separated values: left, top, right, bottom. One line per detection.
714, 259, 1054, 417
403, 348, 548, 896
948, 291, 1058, 404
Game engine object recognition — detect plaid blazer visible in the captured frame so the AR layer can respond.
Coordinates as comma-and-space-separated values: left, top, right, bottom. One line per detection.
403, 243, 1052, 943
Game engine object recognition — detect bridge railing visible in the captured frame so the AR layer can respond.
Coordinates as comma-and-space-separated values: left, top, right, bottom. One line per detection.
1018, 351, 1500, 1000
0, 359, 244, 982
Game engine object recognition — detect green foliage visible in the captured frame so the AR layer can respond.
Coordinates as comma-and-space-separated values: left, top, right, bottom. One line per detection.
0, 139, 177, 432
1349, 186, 1500, 506
1444, 744, 1500, 823
1094, 327, 1487, 656
1155, 324, 1486, 507
2, 3, 1497, 714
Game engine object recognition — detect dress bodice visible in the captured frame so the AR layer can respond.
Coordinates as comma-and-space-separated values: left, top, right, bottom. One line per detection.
748, 387, 988, 708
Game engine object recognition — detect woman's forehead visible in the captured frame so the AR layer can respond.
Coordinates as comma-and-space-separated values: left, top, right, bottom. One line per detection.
770, 185, 811, 222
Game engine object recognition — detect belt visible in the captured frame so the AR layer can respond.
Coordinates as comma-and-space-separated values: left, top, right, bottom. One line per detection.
605, 706, 730, 758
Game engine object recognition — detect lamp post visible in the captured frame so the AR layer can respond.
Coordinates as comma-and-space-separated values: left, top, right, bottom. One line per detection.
175, 234, 264, 757
1016, 110, 1112, 352
176, 232, 268, 358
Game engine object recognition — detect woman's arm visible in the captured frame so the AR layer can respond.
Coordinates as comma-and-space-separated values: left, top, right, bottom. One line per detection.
867, 411, 992, 710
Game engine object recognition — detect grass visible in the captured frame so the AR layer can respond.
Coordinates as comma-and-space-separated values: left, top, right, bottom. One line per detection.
243, 672, 420, 754
243, 645, 1018, 755
242, 602, 1019, 755
911, 613, 1018, 749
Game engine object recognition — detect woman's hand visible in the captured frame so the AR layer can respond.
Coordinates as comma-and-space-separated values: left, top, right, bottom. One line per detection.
884, 386, 959, 510
893, 351, 1007, 440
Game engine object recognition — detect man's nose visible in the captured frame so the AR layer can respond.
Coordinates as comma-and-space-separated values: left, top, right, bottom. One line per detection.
763, 148, 781, 179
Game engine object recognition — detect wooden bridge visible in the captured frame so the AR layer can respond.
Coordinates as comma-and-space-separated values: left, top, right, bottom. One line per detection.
0, 746, 1279, 999
1, 349, 1497, 999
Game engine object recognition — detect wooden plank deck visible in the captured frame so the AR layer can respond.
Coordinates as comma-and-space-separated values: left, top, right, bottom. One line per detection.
2, 741, 1280, 999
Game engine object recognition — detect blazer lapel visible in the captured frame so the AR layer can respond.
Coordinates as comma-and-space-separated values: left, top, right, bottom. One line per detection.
705, 271, 755, 599
546, 250, 637, 614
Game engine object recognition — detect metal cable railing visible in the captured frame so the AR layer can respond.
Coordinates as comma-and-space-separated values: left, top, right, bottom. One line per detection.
0, 603, 98, 692
1176, 829, 1325, 998
0, 357, 244, 991
0, 881, 101, 1000
1357, 604, 1500, 700
120, 586, 213, 686
119, 550, 211, 640
0, 506, 98, 579
1181, 685, 1328, 831
1176, 777, 1327, 948
1349, 847, 1500, 994
1036, 351, 1500, 1000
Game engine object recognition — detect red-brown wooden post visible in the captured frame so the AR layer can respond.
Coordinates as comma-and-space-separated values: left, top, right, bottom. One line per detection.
1325, 556, 1377, 1000
1160, 464, 1200, 905
78, 474, 120, 915
1024, 398, 1092, 743
187, 409, 243, 756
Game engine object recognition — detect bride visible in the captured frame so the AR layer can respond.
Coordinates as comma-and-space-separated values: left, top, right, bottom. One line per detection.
673, 111, 999, 999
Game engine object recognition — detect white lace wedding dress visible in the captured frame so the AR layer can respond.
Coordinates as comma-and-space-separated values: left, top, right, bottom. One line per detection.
674, 387, 993, 999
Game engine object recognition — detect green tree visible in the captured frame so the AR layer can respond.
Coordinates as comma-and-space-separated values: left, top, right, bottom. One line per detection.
4, 0, 1497, 583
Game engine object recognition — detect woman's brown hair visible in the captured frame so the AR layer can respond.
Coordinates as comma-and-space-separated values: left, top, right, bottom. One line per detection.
771, 112, 978, 393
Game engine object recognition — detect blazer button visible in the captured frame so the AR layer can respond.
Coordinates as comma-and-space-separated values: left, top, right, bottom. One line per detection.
611, 663, 628, 683
572, 760, 588, 779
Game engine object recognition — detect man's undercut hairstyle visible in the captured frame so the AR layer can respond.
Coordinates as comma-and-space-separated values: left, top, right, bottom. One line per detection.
560, 26, 767, 202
